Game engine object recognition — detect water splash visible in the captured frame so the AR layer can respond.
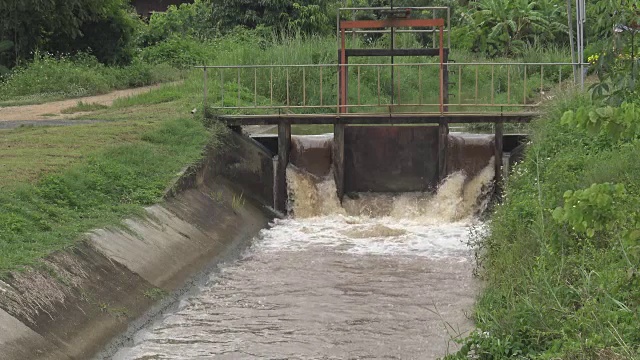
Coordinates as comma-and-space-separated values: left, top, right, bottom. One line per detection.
287, 157, 495, 223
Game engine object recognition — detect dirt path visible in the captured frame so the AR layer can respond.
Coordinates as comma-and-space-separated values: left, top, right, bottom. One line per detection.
0, 84, 164, 121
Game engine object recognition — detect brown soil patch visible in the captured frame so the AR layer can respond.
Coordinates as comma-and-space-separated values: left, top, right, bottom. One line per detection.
0, 84, 163, 121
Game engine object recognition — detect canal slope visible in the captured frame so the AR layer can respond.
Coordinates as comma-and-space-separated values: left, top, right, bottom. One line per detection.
0, 132, 275, 360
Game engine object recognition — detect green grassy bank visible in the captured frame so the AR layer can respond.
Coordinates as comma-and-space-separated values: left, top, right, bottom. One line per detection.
447, 92, 640, 359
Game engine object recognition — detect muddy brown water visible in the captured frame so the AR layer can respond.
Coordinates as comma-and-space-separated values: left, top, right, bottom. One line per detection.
111, 135, 494, 360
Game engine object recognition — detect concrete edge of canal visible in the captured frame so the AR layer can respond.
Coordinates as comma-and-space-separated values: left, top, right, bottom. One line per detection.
0, 131, 278, 360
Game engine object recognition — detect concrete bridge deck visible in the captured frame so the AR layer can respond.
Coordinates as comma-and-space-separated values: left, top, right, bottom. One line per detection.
217, 112, 537, 126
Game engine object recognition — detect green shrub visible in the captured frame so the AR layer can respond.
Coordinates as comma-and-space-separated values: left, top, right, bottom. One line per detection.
0, 53, 181, 103
453, 90, 640, 358
140, 0, 216, 45
140, 36, 216, 69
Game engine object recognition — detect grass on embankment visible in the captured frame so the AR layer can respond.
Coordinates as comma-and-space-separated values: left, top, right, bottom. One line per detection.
0, 54, 182, 106
0, 69, 228, 276
446, 91, 640, 359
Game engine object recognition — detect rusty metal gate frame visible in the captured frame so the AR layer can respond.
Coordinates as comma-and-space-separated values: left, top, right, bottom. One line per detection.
338, 16, 446, 114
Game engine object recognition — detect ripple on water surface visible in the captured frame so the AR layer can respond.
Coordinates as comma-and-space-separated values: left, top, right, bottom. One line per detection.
112, 155, 493, 359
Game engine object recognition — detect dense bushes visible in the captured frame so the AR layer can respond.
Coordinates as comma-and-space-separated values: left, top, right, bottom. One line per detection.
446, 88, 640, 358
0, 53, 180, 103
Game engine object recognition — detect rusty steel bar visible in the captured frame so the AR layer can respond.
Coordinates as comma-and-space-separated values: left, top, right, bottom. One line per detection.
340, 18, 445, 30
303, 67, 306, 106
270, 68, 273, 106
237, 67, 240, 106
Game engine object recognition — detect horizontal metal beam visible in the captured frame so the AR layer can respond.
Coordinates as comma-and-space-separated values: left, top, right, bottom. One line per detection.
340, 18, 444, 30
343, 48, 449, 57
217, 113, 537, 126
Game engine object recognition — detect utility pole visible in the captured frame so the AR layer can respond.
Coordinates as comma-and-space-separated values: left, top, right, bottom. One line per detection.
567, 0, 577, 83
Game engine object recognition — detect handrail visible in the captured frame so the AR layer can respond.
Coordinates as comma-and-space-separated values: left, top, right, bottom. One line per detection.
195, 62, 587, 69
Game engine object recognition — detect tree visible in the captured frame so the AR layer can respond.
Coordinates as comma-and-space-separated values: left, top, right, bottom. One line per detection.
0, 0, 138, 68
210, 0, 338, 36
457, 0, 567, 56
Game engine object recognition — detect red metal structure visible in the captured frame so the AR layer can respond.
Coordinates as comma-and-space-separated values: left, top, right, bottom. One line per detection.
338, 15, 446, 113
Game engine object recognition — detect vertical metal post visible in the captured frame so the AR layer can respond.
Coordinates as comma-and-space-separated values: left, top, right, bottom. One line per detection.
447, 7, 451, 49
340, 28, 348, 113
491, 65, 495, 105
390, 0, 395, 106
221, 69, 225, 107
357, 65, 361, 106
475, 65, 479, 105
523, 65, 528, 105
567, 0, 577, 83
540, 65, 544, 98
458, 64, 462, 106
419, 65, 423, 105
376, 65, 381, 106
320, 67, 323, 106
203, 67, 208, 110
432, 11, 436, 48
507, 65, 511, 104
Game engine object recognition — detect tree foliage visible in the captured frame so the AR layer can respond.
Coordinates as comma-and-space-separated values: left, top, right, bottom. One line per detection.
210, 0, 338, 36
141, 0, 217, 46
455, 0, 567, 56
0, 0, 139, 68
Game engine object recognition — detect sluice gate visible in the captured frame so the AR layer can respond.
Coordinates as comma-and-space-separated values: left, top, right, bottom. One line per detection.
198, 6, 582, 212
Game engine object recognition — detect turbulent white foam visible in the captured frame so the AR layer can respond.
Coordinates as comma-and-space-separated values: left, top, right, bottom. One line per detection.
255, 216, 476, 259
278, 142, 495, 258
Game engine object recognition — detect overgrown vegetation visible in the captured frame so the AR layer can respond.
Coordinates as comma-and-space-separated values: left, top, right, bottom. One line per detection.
447, 5, 640, 357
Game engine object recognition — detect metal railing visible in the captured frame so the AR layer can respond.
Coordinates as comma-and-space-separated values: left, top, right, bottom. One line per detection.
197, 62, 587, 115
